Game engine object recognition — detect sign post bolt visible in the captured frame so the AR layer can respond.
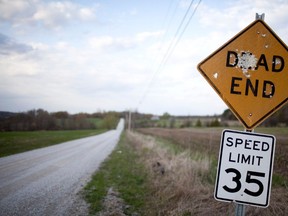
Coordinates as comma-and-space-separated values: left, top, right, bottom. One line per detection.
256, 13, 265, 20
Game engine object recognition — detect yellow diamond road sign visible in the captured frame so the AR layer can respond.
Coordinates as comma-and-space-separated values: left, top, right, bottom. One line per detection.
197, 20, 288, 129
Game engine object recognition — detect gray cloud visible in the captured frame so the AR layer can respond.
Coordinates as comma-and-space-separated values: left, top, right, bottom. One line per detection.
0, 33, 33, 55
0, 1, 96, 30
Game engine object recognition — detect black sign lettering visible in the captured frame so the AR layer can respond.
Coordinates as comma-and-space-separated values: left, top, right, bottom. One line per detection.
262, 80, 275, 98
230, 76, 276, 99
224, 137, 271, 152
272, 55, 285, 72
226, 51, 238, 67
245, 79, 259, 96
228, 152, 264, 166
256, 54, 268, 71
262, 142, 270, 151
226, 51, 285, 73
226, 137, 234, 147
244, 139, 252, 149
230, 77, 242, 95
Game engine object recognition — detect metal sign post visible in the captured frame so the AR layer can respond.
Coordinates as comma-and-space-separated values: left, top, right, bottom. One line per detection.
235, 203, 245, 216
235, 14, 265, 216
236, 129, 253, 215
235, 129, 253, 216
238, 15, 264, 216
236, 129, 255, 216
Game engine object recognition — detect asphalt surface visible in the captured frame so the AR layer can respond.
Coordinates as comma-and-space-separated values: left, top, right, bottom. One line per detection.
0, 119, 124, 216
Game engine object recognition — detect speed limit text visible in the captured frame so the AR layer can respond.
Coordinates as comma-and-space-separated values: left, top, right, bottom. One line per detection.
225, 136, 270, 166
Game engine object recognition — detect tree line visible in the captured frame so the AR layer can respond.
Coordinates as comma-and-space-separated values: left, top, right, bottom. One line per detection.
0, 109, 121, 131
132, 106, 288, 129
222, 106, 288, 127
1, 106, 287, 132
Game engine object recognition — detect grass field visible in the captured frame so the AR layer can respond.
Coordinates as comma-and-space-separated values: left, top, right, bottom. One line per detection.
0, 129, 106, 157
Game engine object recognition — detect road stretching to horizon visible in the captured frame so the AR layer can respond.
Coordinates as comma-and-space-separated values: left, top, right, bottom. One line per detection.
0, 119, 124, 216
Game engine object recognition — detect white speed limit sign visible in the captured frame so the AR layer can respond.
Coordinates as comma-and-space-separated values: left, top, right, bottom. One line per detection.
215, 130, 275, 207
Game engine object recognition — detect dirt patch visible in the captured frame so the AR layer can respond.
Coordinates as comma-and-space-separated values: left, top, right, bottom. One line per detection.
97, 187, 126, 216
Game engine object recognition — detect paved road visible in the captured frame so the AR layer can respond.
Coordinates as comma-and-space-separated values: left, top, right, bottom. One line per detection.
0, 119, 124, 216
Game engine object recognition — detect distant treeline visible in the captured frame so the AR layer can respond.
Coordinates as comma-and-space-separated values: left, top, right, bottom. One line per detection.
132, 106, 288, 128
1, 106, 287, 131
0, 109, 121, 131
222, 106, 288, 127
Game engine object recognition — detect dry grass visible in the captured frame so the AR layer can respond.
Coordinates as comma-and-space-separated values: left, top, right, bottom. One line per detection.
127, 129, 288, 216
126, 131, 233, 215
137, 127, 288, 184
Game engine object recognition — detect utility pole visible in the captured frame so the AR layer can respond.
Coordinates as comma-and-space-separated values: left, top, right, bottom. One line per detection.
128, 110, 131, 131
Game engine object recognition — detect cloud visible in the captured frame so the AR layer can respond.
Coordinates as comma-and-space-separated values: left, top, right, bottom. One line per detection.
0, 52, 40, 76
136, 31, 164, 42
32, 1, 96, 29
198, 0, 288, 32
88, 31, 163, 52
0, 33, 33, 55
0, 0, 97, 30
88, 36, 134, 51
0, 0, 32, 20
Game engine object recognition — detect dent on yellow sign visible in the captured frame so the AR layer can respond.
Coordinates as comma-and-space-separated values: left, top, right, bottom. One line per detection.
197, 20, 288, 129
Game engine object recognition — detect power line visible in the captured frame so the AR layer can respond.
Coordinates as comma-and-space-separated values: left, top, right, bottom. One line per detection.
158, 0, 183, 54
158, 0, 195, 69
136, 0, 181, 108
162, 0, 202, 67
136, 0, 202, 111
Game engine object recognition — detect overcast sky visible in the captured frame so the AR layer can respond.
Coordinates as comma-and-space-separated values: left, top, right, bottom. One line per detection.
0, 0, 287, 115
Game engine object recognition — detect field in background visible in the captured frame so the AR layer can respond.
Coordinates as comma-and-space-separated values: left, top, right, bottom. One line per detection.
0, 109, 120, 131
0, 129, 106, 157
0, 114, 120, 157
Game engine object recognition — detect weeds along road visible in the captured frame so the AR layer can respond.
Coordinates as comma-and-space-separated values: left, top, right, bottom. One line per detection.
0, 119, 124, 216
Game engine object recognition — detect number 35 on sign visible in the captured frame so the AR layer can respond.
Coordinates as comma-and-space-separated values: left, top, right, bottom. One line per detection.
215, 130, 275, 207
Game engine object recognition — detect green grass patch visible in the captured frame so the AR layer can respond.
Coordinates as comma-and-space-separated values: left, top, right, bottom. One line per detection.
0, 129, 106, 157
273, 173, 288, 188
84, 133, 148, 215
184, 126, 288, 136
254, 127, 288, 135
152, 135, 217, 185
202, 157, 218, 184
154, 134, 216, 186
155, 137, 185, 155
87, 117, 103, 128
